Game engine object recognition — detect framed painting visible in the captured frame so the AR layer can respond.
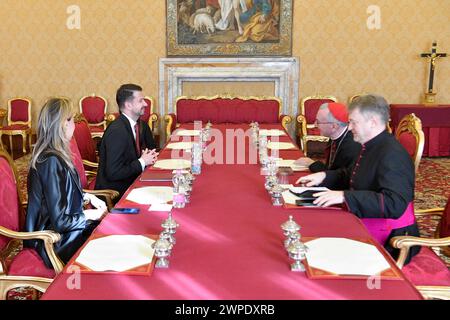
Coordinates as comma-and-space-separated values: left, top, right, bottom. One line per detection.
167, 0, 293, 56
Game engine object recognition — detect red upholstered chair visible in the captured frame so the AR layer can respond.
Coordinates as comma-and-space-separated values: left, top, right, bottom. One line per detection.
297, 94, 337, 156
0, 98, 32, 158
390, 196, 450, 300
79, 94, 108, 139
69, 138, 119, 210
391, 235, 450, 300
104, 97, 158, 130
73, 113, 99, 173
142, 96, 159, 131
0, 149, 63, 299
395, 113, 425, 173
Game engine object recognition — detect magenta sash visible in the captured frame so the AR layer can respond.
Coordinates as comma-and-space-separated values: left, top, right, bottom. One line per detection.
361, 202, 415, 246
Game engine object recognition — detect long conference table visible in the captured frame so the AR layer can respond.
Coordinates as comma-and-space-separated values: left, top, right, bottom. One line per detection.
42, 124, 422, 300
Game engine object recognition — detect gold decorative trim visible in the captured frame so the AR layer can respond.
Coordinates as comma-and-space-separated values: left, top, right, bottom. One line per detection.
298, 94, 337, 156
280, 115, 292, 131
394, 113, 425, 173
164, 114, 174, 141
166, 0, 293, 57
390, 235, 450, 269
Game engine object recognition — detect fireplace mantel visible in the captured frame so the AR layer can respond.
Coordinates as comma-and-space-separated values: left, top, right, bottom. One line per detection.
158, 57, 300, 137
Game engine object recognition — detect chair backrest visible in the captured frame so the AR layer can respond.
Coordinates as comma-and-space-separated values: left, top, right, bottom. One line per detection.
348, 93, 367, 104
0, 150, 23, 250
175, 95, 281, 124
141, 96, 154, 123
7, 98, 31, 126
69, 138, 88, 189
73, 114, 97, 163
79, 94, 107, 127
395, 113, 425, 173
300, 95, 337, 125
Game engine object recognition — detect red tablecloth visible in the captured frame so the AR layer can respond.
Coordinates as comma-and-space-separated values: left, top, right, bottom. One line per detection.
41, 124, 421, 300
390, 104, 450, 157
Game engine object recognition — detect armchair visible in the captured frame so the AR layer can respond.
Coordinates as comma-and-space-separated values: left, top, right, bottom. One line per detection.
0, 98, 32, 158
297, 94, 337, 156
390, 196, 450, 300
79, 94, 108, 139
0, 150, 63, 299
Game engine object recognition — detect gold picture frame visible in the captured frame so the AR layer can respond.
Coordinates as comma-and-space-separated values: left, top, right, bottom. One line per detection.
167, 0, 293, 57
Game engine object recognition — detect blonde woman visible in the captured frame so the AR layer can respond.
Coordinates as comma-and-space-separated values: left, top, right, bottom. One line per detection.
25, 97, 106, 268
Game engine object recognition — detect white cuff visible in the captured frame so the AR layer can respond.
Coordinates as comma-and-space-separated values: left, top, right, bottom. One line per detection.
138, 158, 146, 171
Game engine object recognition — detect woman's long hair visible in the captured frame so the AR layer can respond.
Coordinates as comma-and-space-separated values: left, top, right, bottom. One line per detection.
31, 97, 74, 170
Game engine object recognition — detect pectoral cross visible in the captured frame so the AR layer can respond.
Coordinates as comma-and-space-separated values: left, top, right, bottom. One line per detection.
421, 42, 447, 94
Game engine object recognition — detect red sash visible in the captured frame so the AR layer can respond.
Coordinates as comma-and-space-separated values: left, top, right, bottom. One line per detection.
361, 202, 415, 246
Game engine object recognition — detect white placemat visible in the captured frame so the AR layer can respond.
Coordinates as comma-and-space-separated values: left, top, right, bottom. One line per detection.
166, 142, 193, 150
153, 159, 191, 170
305, 238, 391, 276
259, 129, 287, 136
267, 142, 296, 150
126, 186, 173, 205
75, 235, 155, 272
174, 129, 200, 136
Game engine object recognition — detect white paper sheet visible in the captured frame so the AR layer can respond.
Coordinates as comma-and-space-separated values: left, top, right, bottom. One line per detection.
174, 129, 200, 136
275, 159, 309, 171
75, 235, 155, 272
305, 238, 391, 276
153, 159, 191, 170
126, 186, 173, 205
267, 142, 296, 150
259, 129, 287, 136
166, 142, 193, 150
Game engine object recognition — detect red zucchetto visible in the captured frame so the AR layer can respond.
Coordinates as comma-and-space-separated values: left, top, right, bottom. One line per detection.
327, 102, 349, 123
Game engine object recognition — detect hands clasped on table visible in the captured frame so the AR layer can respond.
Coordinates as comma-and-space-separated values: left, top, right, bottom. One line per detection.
141, 148, 159, 166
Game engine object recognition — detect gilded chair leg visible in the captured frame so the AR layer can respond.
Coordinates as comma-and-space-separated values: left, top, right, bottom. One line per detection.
303, 138, 308, 157
22, 134, 26, 154
9, 135, 13, 158
28, 133, 32, 152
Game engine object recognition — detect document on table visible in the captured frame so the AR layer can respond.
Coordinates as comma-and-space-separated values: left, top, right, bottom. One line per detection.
267, 142, 296, 150
166, 142, 193, 150
276, 159, 309, 171
259, 129, 286, 136
126, 186, 173, 205
282, 187, 329, 205
304, 238, 392, 276
75, 235, 155, 272
153, 159, 191, 170
174, 129, 200, 136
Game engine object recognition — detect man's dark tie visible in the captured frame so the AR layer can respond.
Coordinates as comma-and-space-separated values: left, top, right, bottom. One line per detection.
134, 122, 141, 156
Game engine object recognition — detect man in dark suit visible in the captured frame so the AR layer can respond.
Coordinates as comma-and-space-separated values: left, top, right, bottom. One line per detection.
295, 102, 361, 180
95, 84, 158, 198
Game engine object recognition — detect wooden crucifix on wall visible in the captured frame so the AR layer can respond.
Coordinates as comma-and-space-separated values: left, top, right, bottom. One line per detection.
420, 41, 447, 104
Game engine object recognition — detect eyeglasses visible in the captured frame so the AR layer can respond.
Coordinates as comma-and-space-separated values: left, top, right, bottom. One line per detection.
314, 119, 335, 125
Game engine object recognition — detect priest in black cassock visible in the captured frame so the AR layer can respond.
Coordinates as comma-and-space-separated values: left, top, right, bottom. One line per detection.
296, 94, 420, 264
295, 102, 361, 182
